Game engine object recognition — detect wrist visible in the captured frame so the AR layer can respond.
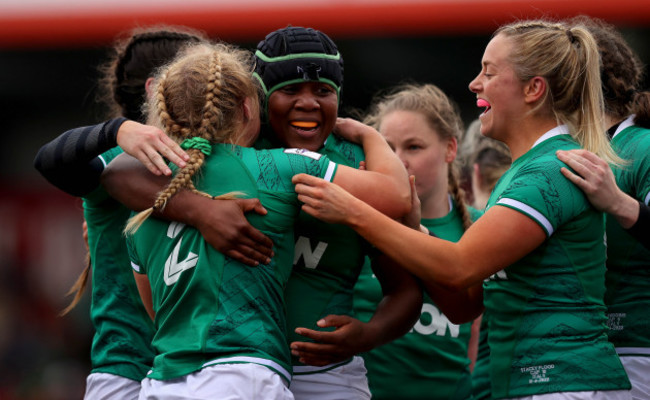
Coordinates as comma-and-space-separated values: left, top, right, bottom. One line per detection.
115, 119, 134, 146
611, 191, 639, 229
160, 189, 206, 228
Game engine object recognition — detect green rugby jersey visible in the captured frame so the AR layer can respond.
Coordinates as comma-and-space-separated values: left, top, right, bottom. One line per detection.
484, 126, 630, 398
127, 144, 337, 381
471, 312, 491, 400
84, 147, 156, 381
353, 199, 481, 400
605, 117, 650, 354
284, 135, 373, 371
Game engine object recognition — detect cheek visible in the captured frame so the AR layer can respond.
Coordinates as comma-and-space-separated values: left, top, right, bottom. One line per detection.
321, 98, 339, 128
416, 151, 447, 180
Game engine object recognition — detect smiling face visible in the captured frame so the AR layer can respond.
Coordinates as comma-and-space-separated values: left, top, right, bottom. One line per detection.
468, 33, 527, 142
379, 110, 455, 204
267, 81, 338, 151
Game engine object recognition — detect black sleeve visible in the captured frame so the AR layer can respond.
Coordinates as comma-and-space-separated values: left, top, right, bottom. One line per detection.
626, 200, 650, 250
33, 118, 127, 197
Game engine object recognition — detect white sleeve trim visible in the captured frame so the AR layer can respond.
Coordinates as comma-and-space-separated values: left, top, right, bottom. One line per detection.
497, 198, 553, 236
323, 161, 336, 182
616, 347, 650, 356
98, 154, 108, 168
131, 261, 142, 273
644, 191, 650, 206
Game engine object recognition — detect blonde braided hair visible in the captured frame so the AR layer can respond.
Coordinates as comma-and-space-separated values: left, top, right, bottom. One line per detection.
125, 42, 258, 233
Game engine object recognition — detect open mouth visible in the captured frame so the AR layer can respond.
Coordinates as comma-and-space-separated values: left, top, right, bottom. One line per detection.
477, 99, 491, 115
290, 120, 320, 132
291, 121, 319, 129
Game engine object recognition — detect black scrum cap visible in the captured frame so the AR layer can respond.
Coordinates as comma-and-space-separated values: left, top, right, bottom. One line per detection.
253, 26, 344, 104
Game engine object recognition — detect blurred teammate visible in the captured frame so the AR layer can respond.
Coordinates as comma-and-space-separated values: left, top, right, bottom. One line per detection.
33, 26, 206, 399
353, 83, 480, 399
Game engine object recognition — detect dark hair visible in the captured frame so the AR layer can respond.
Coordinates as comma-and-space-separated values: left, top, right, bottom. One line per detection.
567, 16, 650, 128
253, 26, 344, 104
97, 25, 208, 122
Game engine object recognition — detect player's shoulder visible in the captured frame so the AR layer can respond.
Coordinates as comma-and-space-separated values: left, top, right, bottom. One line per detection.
321, 135, 364, 167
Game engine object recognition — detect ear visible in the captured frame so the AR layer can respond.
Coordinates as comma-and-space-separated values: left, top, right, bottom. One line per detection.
242, 97, 253, 121
445, 137, 458, 164
472, 162, 483, 187
144, 77, 156, 96
523, 76, 546, 104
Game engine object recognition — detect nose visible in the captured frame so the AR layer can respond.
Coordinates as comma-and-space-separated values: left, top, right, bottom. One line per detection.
468, 73, 482, 94
294, 89, 319, 110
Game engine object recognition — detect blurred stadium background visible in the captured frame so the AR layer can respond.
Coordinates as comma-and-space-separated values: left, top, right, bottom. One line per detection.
1, 0, 648, 398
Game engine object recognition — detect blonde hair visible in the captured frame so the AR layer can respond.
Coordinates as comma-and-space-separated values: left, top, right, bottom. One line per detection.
495, 19, 619, 164
365, 83, 472, 230
125, 42, 259, 233
471, 139, 511, 193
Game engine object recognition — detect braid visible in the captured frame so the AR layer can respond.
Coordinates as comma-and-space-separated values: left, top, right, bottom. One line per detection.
155, 69, 190, 139
97, 25, 207, 122
448, 163, 473, 231
198, 52, 224, 141
126, 42, 259, 234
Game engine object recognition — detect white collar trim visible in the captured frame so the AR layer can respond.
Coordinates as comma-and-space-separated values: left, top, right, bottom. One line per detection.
612, 115, 636, 139
532, 125, 570, 148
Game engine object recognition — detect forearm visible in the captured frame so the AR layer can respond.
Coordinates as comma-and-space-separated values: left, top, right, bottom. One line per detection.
101, 153, 237, 231
361, 129, 408, 183
345, 199, 470, 289
102, 153, 171, 211
366, 255, 423, 347
422, 280, 484, 324
359, 130, 410, 212
626, 200, 650, 249
34, 118, 127, 196
607, 190, 640, 229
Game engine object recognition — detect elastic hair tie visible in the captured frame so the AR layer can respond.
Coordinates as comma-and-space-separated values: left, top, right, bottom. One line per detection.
181, 137, 212, 156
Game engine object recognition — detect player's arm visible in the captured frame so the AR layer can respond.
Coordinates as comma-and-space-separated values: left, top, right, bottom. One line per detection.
292, 174, 547, 290
34, 118, 127, 196
421, 280, 484, 324
627, 200, 650, 249
331, 118, 410, 219
290, 253, 422, 366
102, 153, 274, 266
34, 118, 189, 197
133, 272, 155, 321
362, 254, 423, 343
557, 148, 650, 248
